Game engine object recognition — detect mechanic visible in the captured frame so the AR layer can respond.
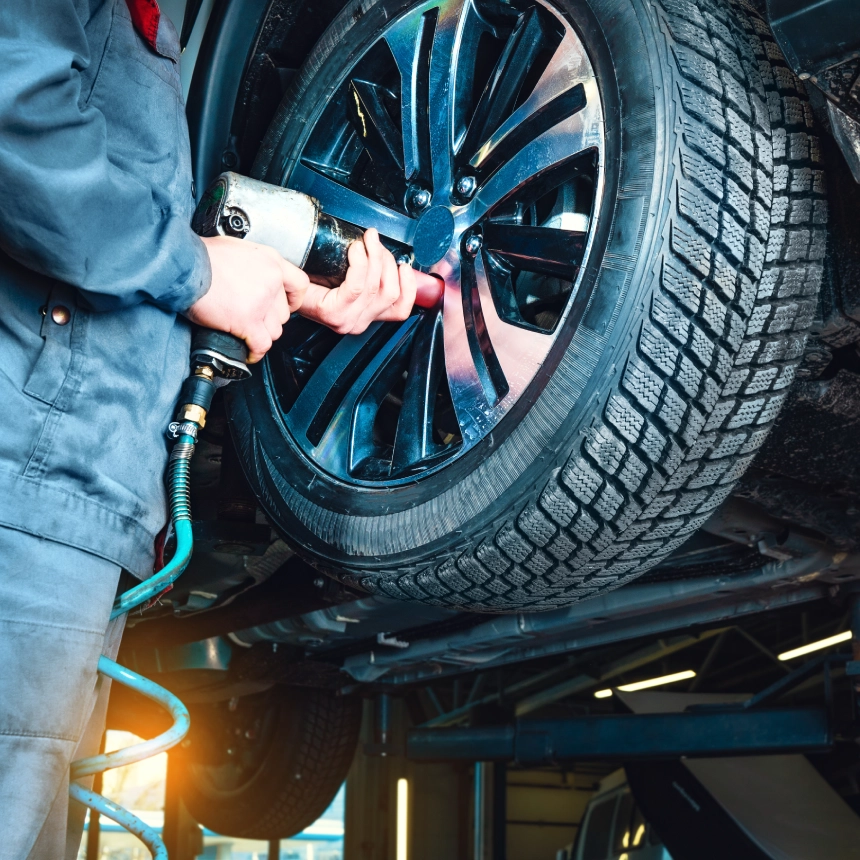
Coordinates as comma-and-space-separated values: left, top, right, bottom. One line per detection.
0, 2, 418, 858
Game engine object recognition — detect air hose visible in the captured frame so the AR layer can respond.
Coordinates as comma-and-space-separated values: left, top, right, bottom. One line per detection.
110, 427, 197, 621
68, 334, 234, 858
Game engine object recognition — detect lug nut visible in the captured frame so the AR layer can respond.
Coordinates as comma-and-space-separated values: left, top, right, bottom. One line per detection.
408, 187, 431, 211
456, 175, 477, 198
464, 234, 482, 256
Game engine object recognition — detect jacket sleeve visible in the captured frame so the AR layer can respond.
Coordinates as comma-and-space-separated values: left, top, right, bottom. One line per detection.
0, 2, 211, 313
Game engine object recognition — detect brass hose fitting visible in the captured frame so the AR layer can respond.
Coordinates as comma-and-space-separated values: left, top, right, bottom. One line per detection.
177, 364, 217, 428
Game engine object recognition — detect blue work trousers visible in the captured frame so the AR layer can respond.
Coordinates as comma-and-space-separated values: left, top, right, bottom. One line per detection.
0, 526, 123, 859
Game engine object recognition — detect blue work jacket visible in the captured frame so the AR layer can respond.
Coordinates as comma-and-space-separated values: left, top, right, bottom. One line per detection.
0, 1, 211, 578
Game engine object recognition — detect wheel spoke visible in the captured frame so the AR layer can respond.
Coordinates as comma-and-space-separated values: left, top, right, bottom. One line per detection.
469, 83, 586, 181
468, 90, 602, 221
460, 243, 509, 404
284, 323, 385, 446
469, 25, 596, 173
458, 7, 549, 164
391, 311, 445, 472
285, 318, 421, 478
348, 322, 419, 475
425, 0, 473, 195
385, 6, 438, 184
290, 161, 414, 244
436, 249, 497, 443
450, 0, 498, 153
473, 249, 554, 400
483, 223, 587, 280
434, 246, 554, 443
347, 80, 406, 200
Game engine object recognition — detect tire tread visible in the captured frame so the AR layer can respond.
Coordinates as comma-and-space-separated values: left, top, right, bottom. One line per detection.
365, 0, 826, 609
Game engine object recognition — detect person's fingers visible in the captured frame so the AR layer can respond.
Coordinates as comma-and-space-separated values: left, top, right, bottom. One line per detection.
296, 282, 327, 318
361, 229, 384, 302
341, 232, 387, 336
245, 326, 273, 364
298, 283, 354, 334
378, 247, 400, 306
363, 254, 408, 324
385, 263, 418, 319
280, 257, 310, 312
347, 234, 369, 269
264, 312, 283, 344
272, 284, 291, 325
344, 238, 370, 302
297, 232, 421, 334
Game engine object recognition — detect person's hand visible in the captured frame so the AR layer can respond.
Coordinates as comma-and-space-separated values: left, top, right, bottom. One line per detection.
299, 229, 417, 334
186, 235, 309, 363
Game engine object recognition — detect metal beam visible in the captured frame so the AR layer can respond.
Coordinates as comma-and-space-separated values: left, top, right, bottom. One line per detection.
735, 627, 791, 675
423, 658, 579, 727
514, 629, 726, 716
343, 553, 837, 685
407, 709, 831, 764
689, 629, 730, 692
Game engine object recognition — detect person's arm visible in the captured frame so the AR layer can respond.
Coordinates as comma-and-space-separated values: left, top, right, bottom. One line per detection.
0, 2, 210, 313
0, 3, 417, 358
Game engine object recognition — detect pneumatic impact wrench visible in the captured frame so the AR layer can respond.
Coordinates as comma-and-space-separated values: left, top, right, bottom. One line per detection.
177, 171, 445, 424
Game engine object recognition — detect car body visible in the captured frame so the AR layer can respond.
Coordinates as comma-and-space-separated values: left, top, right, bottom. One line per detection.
565, 771, 669, 860
112, 0, 860, 839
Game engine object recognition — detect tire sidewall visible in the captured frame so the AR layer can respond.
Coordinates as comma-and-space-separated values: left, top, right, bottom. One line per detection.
230, 0, 670, 569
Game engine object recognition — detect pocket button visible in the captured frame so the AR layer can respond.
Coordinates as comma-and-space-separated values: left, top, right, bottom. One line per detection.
51, 306, 71, 325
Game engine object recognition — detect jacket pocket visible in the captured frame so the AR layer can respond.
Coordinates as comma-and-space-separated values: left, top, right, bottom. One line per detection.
87, 2, 190, 214
23, 284, 79, 406
99, 1, 182, 96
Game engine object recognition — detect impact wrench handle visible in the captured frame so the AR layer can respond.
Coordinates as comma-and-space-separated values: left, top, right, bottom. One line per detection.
183, 172, 444, 414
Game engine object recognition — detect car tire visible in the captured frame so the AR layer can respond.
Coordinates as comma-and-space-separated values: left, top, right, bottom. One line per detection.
181, 688, 361, 839
228, 0, 826, 611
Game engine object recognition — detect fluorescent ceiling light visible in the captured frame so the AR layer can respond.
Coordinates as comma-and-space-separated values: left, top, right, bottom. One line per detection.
778, 630, 851, 661
594, 669, 696, 698
397, 777, 409, 860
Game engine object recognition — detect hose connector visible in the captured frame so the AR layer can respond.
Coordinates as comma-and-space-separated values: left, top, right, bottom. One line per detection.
177, 364, 216, 427
175, 328, 252, 429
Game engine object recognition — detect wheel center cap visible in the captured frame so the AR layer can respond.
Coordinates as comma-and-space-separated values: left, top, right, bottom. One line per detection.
412, 206, 455, 267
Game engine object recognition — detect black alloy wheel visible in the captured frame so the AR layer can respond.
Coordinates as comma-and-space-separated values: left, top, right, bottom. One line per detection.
257, 0, 605, 485
227, 0, 827, 611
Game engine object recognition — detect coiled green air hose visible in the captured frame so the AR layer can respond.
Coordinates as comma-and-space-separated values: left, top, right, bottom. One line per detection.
70, 425, 200, 860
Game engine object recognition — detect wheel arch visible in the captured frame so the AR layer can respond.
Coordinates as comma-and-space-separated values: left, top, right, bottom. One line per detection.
186, 0, 352, 199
